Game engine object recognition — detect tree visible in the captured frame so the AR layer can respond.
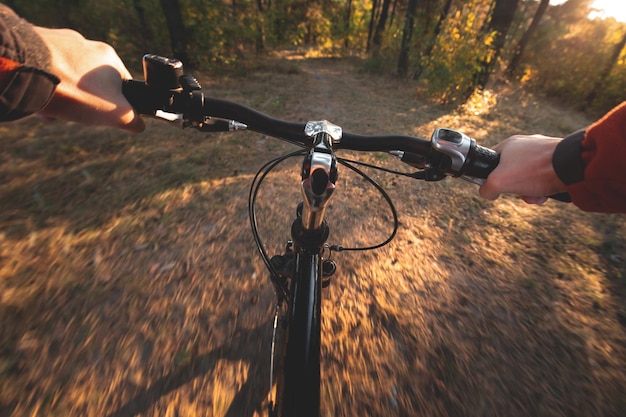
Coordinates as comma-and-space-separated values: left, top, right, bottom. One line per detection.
506, 0, 549, 77
371, 0, 393, 54
159, 0, 189, 64
367, 0, 380, 52
254, 0, 266, 52
414, 0, 453, 79
474, 0, 520, 89
550, 0, 594, 24
344, 0, 353, 48
584, 30, 626, 106
397, 0, 419, 77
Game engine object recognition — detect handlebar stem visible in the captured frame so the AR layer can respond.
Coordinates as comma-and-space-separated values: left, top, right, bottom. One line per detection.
300, 122, 340, 231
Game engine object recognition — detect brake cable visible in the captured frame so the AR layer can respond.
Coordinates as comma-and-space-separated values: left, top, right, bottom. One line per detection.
248, 150, 401, 286
249, 149, 307, 300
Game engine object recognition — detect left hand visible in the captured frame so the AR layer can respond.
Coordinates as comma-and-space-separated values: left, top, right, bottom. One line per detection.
34, 27, 145, 133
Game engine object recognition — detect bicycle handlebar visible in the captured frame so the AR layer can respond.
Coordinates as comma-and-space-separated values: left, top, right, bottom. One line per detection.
122, 54, 504, 185
121, 54, 570, 203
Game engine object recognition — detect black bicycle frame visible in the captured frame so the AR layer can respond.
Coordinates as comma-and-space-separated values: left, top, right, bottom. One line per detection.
280, 245, 323, 416
274, 122, 339, 417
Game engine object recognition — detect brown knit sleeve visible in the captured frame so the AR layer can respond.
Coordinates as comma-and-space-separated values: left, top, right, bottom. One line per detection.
0, 4, 59, 121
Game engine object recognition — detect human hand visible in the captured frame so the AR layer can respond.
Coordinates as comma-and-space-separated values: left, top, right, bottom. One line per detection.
33, 27, 145, 133
479, 135, 567, 204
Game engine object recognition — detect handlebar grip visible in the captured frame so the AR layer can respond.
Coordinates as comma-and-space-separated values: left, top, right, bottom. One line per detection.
123, 79, 158, 115
463, 142, 572, 203
463, 143, 500, 179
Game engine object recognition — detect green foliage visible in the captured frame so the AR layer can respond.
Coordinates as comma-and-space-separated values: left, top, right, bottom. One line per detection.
521, 13, 626, 114
417, 0, 493, 102
594, 59, 626, 115
10, 0, 626, 114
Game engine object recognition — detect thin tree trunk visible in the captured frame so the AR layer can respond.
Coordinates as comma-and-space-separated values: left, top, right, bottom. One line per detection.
414, 0, 453, 79
389, 0, 400, 27
584, 31, 626, 105
255, 0, 266, 53
367, 0, 380, 52
159, 0, 189, 64
132, 0, 154, 51
371, 0, 392, 54
475, 0, 520, 89
506, 0, 549, 77
344, 0, 352, 48
397, 0, 419, 77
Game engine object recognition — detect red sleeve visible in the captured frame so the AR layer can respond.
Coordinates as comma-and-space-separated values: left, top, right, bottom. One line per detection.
562, 102, 626, 213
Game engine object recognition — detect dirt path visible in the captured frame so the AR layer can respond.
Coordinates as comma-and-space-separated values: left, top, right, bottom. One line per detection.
1, 57, 625, 417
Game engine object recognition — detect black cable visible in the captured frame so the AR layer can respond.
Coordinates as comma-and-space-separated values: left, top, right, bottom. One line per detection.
250, 151, 401, 295
338, 156, 423, 179
249, 149, 307, 301
333, 158, 399, 252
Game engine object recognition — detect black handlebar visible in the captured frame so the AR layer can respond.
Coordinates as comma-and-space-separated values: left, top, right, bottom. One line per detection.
121, 54, 571, 202
122, 77, 500, 182
122, 78, 434, 156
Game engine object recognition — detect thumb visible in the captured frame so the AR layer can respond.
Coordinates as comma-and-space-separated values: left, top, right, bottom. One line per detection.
478, 178, 500, 201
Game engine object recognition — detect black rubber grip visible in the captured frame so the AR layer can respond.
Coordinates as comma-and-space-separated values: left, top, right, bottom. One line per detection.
463, 143, 500, 179
122, 79, 162, 115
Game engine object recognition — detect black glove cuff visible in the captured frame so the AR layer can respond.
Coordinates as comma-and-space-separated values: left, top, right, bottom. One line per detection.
552, 130, 585, 185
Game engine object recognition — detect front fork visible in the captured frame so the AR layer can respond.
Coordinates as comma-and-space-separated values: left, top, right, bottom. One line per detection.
271, 119, 342, 289
270, 209, 337, 289
269, 212, 335, 417
267, 120, 342, 416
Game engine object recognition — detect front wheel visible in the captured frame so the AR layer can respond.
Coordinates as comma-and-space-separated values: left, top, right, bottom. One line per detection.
272, 250, 322, 417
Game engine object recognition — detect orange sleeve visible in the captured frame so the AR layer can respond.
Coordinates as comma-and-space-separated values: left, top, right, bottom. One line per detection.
565, 102, 626, 213
0, 56, 20, 86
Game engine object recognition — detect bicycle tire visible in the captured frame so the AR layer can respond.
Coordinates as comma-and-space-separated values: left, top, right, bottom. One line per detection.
274, 250, 322, 417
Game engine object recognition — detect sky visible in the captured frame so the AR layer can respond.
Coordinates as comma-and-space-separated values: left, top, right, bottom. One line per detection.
549, 0, 626, 23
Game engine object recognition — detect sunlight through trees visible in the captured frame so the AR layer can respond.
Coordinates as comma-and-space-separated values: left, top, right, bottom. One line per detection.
9, 0, 626, 114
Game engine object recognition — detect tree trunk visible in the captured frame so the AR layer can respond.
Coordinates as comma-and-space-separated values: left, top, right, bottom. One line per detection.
414, 0, 453, 79
367, 0, 380, 53
506, 0, 549, 77
344, 0, 353, 48
255, 0, 266, 53
132, 0, 153, 50
397, 0, 419, 77
389, 0, 400, 27
159, 0, 189, 64
371, 0, 392, 54
584, 31, 626, 106
475, 0, 520, 89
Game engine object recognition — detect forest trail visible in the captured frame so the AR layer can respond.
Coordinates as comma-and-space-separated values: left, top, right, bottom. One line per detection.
1, 56, 625, 417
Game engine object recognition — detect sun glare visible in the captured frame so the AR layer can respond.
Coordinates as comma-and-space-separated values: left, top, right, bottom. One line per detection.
550, 0, 626, 23
588, 0, 626, 23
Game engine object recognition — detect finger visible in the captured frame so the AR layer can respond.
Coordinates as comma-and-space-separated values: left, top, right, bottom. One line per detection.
120, 110, 145, 133
521, 196, 548, 205
478, 181, 500, 200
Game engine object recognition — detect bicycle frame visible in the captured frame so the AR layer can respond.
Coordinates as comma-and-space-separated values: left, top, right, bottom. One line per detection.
269, 121, 339, 417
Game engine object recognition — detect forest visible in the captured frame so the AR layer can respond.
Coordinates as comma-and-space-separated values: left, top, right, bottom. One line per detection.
7, 0, 626, 116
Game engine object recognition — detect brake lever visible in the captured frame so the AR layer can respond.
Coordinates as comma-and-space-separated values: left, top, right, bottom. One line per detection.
123, 54, 248, 133
389, 150, 446, 181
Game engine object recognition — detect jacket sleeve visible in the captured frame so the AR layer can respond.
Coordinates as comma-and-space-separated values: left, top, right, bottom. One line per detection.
553, 101, 626, 213
0, 4, 59, 121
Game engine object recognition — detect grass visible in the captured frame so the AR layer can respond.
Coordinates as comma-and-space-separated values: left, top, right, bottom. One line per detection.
1, 56, 626, 417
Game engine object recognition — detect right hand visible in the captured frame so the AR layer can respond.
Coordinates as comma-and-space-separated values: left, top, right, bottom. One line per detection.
479, 135, 567, 204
